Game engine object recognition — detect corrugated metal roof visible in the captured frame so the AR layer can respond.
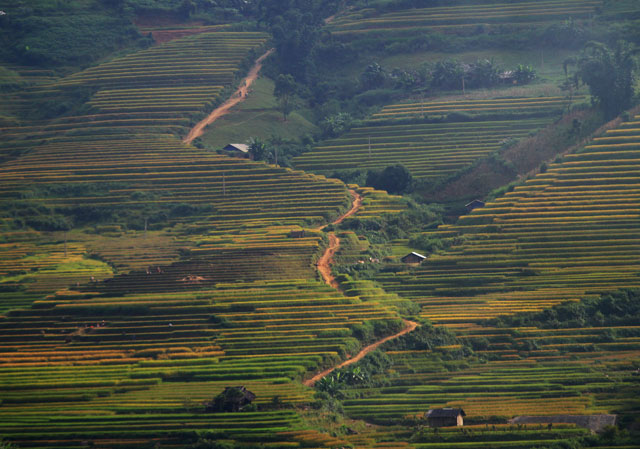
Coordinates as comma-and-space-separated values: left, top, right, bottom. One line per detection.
426, 408, 465, 418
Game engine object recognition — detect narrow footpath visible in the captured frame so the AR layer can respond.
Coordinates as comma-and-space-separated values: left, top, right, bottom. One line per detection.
304, 319, 418, 387
307, 189, 419, 387
316, 233, 340, 289
314, 189, 361, 287
178, 48, 419, 387
182, 48, 274, 144
182, 6, 347, 146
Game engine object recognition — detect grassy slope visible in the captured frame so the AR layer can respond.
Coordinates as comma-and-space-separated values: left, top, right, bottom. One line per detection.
199, 77, 319, 149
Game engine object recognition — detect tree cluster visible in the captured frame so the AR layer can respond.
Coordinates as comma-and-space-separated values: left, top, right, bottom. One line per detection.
567, 41, 638, 118
256, 0, 342, 81
360, 58, 536, 93
489, 288, 640, 329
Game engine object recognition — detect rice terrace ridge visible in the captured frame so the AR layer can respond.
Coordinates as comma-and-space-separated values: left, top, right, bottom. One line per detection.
0, 0, 639, 448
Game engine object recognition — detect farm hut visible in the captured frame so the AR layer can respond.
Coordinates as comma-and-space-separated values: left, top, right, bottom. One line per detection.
289, 230, 306, 238
223, 143, 250, 156
426, 408, 466, 427
499, 70, 516, 83
401, 252, 426, 264
206, 386, 256, 412
465, 199, 485, 212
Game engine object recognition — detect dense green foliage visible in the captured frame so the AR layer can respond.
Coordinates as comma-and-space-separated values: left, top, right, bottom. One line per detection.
490, 289, 640, 329
273, 73, 298, 120
381, 323, 459, 351
256, 0, 342, 81
570, 41, 638, 118
0, 1, 147, 68
365, 164, 413, 194
337, 200, 442, 244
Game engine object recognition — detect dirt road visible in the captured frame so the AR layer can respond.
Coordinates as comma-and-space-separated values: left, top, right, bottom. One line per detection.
182, 48, 274, 144
316, 189, 362, 232
315, 189, 361, 287
316, 233, 340, 289
308, 189, 419, 386
303, 319, 418, 387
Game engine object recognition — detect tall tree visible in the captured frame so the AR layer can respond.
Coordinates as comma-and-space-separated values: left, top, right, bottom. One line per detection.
366, 164, 413, 194
569, 41, 638, 118
273, 74, 298, 121
256, 0, 342, 81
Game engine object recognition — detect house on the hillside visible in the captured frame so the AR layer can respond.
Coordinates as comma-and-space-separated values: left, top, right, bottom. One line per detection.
401, 252, 426, 264
205, 386, 256, 412
499, 70, 516, 84
426, 408, 466, 427
465, 199, 485, 212
289, 230, 306, 238
223, 143, 250, 157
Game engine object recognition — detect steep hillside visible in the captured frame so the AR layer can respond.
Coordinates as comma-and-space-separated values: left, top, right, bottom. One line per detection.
373, 112, 640, 323
0, 22, 419, 449
324, 113, 640, 440
293, 95, 584, 180
1, 0, 640, 448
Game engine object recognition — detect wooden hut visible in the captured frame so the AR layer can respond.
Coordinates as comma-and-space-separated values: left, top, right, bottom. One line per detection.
465, 199, 485, 212
206, 386, 256, 412
223, 143, 250, 157
425, 408, 466, 427
401, 252, 426, 264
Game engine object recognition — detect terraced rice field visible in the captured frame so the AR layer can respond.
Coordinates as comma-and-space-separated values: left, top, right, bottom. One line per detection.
0, 30, 353, 283
0, 277, 401, 446
0, 28, 418, 448
353, 185, 408, 219
343, 320, 640, 423
328, 0, 600, 36
324, 114, 640, 428
374, 115, 640, 324
294, 97, 577, 180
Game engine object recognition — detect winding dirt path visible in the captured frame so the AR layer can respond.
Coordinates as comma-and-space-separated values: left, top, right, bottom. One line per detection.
182, 48, 274, 144
317, 189, 362, 231
330, 189, 362, 227
308, 189, 419, 386
315, 189, 361, 286
182, 5, 348, 145
316, 233, 340, 289
303, 319, 418, 387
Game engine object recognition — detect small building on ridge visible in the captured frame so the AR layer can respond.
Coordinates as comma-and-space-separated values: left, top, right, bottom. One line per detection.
426, 408, 466, 427
401, 252, 426, 264
465, 199, 485, 212
206, 386, 256, 413
223, 143, 250, 156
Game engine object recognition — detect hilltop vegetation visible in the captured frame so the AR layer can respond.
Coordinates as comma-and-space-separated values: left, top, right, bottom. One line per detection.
0, 0, 640, 448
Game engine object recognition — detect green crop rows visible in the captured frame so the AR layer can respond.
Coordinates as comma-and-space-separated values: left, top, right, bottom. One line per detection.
0, 29, 408, 448
374, 116, 640, 323
294, 97, 578, 180
0, 277, 401, 446
328, 0, 600, 36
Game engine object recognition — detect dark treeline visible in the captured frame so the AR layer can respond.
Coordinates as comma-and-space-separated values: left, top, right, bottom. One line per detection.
489, 289, 640, 329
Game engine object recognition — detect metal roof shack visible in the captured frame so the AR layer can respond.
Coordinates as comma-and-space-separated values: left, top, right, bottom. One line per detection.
223, 143, 250, 156
465, 199, 485, 212
426, 408, 466, 427
401, 252, 426, 264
